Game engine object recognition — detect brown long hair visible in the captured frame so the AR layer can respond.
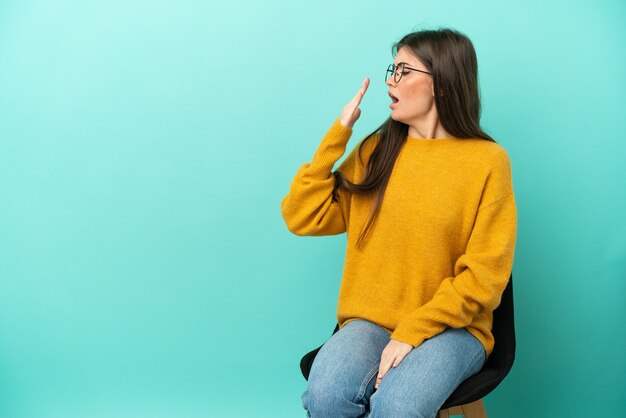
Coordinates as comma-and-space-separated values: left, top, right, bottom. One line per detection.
333, 28, 497, 250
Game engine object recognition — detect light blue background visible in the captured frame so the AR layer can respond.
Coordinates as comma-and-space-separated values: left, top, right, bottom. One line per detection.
0, 0, 624, 417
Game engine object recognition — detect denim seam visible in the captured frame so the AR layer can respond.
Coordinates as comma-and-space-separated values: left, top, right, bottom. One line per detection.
354, 365, 379, 403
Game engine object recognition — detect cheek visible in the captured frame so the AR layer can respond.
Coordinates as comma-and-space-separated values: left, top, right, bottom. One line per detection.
402, 79, 430, 100
402, 85, 433, 112
409, 80, 432, 99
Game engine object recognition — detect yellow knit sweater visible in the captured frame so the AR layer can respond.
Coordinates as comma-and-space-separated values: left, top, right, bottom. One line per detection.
280, 118, 517, 360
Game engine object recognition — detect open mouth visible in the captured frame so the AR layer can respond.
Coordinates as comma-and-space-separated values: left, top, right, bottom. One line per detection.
389, 92, 399, 103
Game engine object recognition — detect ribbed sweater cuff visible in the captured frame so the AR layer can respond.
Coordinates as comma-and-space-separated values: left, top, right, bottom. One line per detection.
307, 119, 353, 178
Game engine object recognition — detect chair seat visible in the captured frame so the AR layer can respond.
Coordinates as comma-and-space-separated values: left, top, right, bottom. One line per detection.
441, 364, 503, 409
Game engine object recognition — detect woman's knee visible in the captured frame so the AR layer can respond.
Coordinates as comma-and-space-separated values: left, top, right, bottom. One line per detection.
302, 377, 367, 417
302, 354, 376, 417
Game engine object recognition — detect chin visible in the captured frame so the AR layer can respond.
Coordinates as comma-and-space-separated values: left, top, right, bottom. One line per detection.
389, 111, 404, 124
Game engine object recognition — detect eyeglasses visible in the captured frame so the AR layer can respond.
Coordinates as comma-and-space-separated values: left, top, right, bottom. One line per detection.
385, 63, 432, 83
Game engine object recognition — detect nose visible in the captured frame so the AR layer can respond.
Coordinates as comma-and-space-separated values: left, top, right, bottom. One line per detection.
385, 76, 395, 87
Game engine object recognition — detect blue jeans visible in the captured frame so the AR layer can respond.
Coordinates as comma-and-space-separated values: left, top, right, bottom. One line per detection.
301, 319, 486, 418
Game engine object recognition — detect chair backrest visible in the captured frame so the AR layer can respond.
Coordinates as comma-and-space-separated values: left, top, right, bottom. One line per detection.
300, 273, 516, 410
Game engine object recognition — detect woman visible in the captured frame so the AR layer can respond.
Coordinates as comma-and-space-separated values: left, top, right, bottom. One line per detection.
280, 28, 517, 418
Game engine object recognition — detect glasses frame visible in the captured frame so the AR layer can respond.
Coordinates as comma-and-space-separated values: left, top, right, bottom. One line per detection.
385, 63, 432, 83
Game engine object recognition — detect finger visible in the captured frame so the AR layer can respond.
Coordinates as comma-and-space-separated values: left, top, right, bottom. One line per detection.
357, 77, 370, 99
376, 359, 392, 383
388, 351, 402, 368
377, 368, 385, 381
360, 77, 370, 93
350, 77, 370, 106
375, 374, 382, 389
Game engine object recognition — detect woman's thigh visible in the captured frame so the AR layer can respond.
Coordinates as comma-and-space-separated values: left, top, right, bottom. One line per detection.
368, 327, 486, 418
301, 319, 390, 417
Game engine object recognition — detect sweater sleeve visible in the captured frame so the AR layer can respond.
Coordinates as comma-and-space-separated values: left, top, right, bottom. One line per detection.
390, 151, 518, 348
280, 119, 357, 236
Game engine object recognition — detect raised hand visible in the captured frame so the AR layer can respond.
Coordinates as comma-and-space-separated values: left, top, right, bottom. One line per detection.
339, 77, 370, 129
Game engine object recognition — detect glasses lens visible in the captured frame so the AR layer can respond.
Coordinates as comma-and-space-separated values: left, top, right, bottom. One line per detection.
386, 63, 405, 83
395, 63, 404, 83
385, 64, 394, 82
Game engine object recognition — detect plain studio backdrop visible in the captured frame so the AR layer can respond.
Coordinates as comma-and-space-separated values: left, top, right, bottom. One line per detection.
0, 0, 624, 417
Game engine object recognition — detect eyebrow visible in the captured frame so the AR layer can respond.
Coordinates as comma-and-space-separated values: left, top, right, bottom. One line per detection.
395, 61, 417, 67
